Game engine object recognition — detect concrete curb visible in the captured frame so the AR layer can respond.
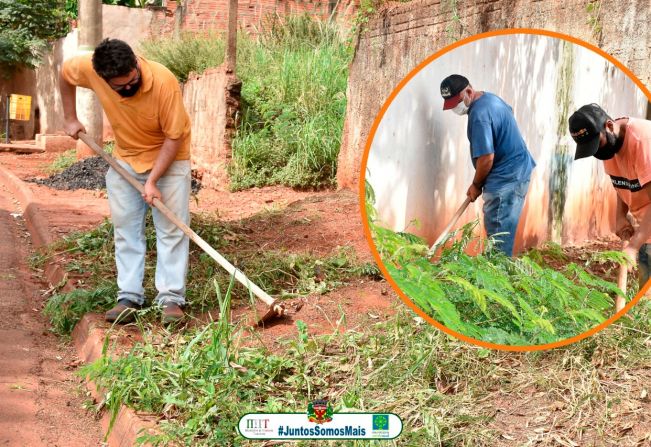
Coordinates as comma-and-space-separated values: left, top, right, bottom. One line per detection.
73, 315, 157, 446
0, 164, 52, 247
0, 164, 156, 446
0, 164, 71, 290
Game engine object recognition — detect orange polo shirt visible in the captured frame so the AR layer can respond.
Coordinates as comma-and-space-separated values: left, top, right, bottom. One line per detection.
603, 118, 651, 242
61, 54, 191, 173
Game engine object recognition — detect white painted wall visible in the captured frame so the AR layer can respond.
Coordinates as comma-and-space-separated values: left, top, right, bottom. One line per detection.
367, 33, 647, 250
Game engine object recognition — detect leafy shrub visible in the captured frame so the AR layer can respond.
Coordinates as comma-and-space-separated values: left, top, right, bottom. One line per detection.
367, 183, 630, 345
139, 32, 225, 83
140, 14, 349, 190
0, 0, 70, 76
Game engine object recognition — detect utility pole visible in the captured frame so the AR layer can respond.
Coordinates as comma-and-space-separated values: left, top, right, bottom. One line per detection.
174, 0, 185, 39
225, 0, 238, 72
76, 0, 103, 158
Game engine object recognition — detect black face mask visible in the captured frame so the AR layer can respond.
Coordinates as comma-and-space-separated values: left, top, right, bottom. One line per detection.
593, 130, 624, 160
117, 77, 142, 98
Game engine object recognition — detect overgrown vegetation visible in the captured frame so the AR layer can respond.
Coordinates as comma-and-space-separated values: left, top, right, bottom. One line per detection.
139, 33, 226, 83
83, 283, 651, 446
0, 0, 70, 76
366, 183, 634, 346
41, 211, 378, 335
140, 14, 349, 190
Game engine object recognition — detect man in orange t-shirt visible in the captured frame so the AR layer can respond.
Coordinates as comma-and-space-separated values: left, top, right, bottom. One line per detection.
569, 103, 651, 294
59, 38, 191, 324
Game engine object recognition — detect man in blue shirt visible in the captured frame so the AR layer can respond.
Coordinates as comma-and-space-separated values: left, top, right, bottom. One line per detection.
440, 74, 536, 256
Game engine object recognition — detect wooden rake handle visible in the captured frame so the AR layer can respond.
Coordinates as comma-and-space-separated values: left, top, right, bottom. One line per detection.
615, 263, 627, 313
427, 197, 472, 256
78, 132, 281, 312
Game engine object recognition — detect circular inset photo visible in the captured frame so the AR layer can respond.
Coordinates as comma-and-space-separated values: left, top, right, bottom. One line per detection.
361, 30, 651, 350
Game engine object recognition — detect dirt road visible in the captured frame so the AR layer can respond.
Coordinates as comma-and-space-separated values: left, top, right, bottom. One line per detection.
0, 183, 103, 446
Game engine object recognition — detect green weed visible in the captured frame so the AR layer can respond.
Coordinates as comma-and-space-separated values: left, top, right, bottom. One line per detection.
367, 183, 631, 345
139, 32, 226, 83
140, 15, 349, 190
81, 279, 500, 446
103, 140, 114, 154
44, 282, 117, 335
230, 16, 349, 190
586, 1, 603, 41
44, 149, 77, 174
81, 282, 651, 446
41, 213, 376, 333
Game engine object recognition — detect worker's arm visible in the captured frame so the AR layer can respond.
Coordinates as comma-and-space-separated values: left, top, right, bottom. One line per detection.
59, 71, 86, 139
623, 182, 651, 265
615, 194, 634, 240
142, 137, 183, 205
467, 153, 494, 201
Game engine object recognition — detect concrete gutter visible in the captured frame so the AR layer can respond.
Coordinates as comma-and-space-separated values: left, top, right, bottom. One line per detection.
0, 163, 155, 446
0, 143, 44, 153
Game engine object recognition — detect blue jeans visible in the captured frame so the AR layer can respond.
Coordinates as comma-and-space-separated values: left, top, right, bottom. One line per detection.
482, 181, 530, 257
106, 159, 191, 307
638, 244, 651, 289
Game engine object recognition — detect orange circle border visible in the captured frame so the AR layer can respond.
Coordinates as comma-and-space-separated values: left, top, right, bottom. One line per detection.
358, 28, 651, 352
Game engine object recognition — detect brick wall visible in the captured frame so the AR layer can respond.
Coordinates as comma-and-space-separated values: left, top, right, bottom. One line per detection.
338, 0, 651, 249
337, 0, 651, 192
151, 0, 359, 36
182, 65, 241, 190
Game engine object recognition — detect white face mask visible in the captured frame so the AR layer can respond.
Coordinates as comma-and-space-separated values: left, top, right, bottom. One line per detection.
451, 93, 469, 115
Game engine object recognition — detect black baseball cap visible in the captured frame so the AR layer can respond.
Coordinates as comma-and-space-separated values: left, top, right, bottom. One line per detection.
568, 103, 610, 160
440, 74, 469, 110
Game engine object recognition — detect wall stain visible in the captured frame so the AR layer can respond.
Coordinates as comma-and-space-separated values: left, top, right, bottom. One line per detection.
548, 40, 574, 243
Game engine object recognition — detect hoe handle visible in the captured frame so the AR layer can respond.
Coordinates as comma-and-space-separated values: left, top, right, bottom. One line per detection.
78, 132, 278, 309
616, 263, 627, 313
428, 197, 472, 255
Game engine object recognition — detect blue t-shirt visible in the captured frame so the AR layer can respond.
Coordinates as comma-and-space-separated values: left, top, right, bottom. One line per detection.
467, 92, 535, 192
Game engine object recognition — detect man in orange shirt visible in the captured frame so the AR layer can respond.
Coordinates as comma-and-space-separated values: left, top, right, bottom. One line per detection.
59, 38, 191, 324
569, 103, 651, 294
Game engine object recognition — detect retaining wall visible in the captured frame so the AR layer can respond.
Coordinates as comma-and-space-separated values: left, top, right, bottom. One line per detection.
338, 0, 651, 249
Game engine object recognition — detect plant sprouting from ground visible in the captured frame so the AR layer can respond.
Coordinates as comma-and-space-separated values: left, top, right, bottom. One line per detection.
366, 183, 630, 345
140, 15, 349, 190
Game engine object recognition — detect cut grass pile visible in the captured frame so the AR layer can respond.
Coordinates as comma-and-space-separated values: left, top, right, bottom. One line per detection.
38, 211, 379, 335
83, 288, 651, 446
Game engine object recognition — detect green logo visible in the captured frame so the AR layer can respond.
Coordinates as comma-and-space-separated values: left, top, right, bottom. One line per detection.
372, 414, 389, 430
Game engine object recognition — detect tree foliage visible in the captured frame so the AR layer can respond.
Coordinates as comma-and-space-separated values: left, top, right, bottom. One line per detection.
0, 0, 70, 76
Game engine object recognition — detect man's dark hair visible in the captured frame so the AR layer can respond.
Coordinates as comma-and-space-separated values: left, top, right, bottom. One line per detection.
92, 38, 137, 80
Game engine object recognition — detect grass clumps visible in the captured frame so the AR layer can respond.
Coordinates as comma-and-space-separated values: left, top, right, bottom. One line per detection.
41, 211, 376, 334
44, 282, 117, 334
366, 184, 632, 346
82, 281, 651, 446
44, 149, 77, 174
140, 14, 349, 190
229, 15, 349, 190
140, 32, 225, 83
82, 282, 501, 446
